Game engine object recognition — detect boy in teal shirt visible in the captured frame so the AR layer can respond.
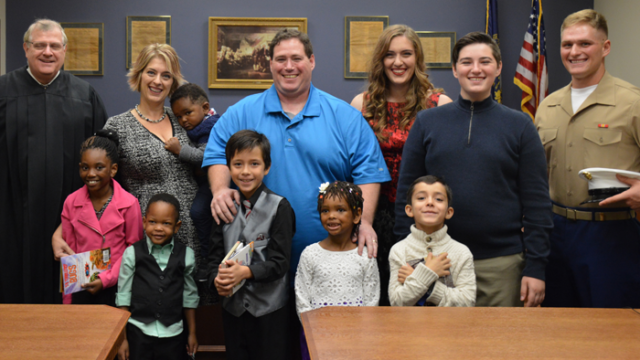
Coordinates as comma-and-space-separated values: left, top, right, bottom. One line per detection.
117, 193, 199, 359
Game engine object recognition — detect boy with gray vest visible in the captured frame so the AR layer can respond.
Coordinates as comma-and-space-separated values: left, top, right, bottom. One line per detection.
117, 193, 199, 360
208, 129, 295, 360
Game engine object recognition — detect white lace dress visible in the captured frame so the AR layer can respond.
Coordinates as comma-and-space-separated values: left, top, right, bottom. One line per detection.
295, 243, 380, 318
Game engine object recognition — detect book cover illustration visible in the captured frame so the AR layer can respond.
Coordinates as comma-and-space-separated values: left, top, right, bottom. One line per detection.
221, 241, 254, 295
60, 248, 111, 295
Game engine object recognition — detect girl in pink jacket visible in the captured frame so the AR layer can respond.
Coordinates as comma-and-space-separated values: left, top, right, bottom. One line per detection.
61, 129, 143, 305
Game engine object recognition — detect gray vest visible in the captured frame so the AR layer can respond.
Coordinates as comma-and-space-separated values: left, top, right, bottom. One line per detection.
222, 190, 288, 317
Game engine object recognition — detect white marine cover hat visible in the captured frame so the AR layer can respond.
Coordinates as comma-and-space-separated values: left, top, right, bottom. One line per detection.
578, 167, 640, 204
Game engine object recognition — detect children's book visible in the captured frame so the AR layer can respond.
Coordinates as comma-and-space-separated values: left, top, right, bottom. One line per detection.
221, 241, 254, 295
60, 248, 111, 295
407, 257, 455, 287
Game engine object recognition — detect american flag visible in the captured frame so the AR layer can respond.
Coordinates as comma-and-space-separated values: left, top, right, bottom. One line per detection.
514, 0, 548, 120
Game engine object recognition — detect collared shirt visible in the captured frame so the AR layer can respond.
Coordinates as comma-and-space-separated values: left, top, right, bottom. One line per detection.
116, 236, 199, 338
203, 83, 390, 276
26, 67, 60, 86
535, 71, 640, 208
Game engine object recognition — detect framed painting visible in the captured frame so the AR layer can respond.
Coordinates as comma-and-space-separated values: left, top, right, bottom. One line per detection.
126, 16, 171, 69
416, 31, 456, 68
61, 23, 103, 75
208, 17, 307, 89
344, 16, 389, 78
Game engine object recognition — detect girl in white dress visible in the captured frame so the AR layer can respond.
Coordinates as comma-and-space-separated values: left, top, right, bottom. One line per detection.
295, 181, 380, 359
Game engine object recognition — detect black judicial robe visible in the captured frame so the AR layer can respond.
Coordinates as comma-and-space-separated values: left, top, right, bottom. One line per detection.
0, 66, 107, 303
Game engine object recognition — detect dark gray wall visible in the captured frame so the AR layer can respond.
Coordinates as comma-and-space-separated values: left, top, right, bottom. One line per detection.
6, 0, 593, 116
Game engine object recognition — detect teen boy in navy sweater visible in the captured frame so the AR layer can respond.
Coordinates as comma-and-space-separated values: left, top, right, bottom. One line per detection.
117, 194, 199, 360
395, 32, 552, 308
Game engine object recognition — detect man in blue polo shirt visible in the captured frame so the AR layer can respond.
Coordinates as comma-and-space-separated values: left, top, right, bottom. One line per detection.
203, 29, 390, 283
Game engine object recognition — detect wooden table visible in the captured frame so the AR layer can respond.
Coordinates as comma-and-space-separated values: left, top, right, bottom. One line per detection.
0, 305, 129, 360
301, 307, 640, 359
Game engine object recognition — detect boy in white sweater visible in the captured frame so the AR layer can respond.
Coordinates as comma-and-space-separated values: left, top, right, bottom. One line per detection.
389, 175, 476, 307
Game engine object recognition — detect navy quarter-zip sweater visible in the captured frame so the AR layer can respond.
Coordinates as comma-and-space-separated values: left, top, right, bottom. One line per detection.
394, 95, 552, 280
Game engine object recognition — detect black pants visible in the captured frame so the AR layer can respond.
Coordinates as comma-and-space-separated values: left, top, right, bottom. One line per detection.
126, 323, 187, 360
222, 302, 290, 360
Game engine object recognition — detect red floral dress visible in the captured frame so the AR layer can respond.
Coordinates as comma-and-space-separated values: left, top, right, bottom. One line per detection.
363, 93, 441, 203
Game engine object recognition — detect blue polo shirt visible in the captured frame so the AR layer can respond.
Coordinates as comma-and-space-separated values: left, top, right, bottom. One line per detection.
203, 84, 390, 278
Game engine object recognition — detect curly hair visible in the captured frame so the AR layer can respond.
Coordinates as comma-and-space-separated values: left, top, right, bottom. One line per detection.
147, 193, 181, 221
317, 181, 364, 238
363, 24, 442, 141
80, 129, 120, 165
170, 83, 209, 107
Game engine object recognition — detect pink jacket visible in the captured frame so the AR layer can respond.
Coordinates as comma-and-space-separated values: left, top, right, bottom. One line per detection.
61, 179, 143, 289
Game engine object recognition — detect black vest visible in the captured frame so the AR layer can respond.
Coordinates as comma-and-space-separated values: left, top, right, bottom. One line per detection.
130, 240, 185, 326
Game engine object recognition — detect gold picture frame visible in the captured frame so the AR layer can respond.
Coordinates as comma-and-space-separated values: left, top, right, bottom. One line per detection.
344, 16, 389, 79
126, 16, 171, 69
208, 17, 308, 90
416, 31, 456, 68
61, 23, 104, 76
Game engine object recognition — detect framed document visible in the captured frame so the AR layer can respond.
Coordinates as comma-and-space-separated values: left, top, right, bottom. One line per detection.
344, 16, 389, 79
416, 31, 456, 68
208, 17, 307, 90
61, 23, 103, 76
126, 16, 171, 69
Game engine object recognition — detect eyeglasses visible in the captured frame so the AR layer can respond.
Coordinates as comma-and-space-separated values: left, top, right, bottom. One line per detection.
26, 41, 65, 51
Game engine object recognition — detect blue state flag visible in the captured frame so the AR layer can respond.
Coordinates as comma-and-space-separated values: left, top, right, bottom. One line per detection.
486, 0, 502, 103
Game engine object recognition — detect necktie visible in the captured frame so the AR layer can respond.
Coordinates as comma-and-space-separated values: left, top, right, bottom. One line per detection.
243, 200, 252, 218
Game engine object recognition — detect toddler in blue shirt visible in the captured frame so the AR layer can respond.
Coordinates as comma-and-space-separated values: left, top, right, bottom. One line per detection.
165, 83, 220, 277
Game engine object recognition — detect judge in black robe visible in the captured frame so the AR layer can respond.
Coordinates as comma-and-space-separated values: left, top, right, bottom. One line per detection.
0, 49, 107, 302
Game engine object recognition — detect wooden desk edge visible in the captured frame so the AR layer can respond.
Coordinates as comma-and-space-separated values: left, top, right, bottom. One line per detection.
97, 306, 130, 360
300, 311, 319, 360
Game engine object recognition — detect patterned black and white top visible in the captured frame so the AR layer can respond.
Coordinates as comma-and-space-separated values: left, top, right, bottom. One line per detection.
103, 109, 199, 257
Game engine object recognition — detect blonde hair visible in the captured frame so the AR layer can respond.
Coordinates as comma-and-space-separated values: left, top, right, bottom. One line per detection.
363, 24, 441, 141
561, 9, 608, 38
127, 43, 185, 95
23, 19, 67, 45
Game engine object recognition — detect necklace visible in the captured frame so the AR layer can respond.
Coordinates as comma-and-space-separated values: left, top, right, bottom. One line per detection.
135, 104, 166, 123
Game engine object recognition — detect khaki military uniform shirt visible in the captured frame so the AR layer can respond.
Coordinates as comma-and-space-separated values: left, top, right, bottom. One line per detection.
535, 72, 640, 208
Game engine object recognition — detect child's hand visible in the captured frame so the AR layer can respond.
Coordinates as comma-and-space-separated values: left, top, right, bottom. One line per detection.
164, 137, 181, 155
214, 270, 232, 297
82, 279, 103, 294
118, 338, 129, 360
398, 264, 414, 284
52, 225, 74, 261
424, 252, 451, 278
186, 332, 198, 357
214, 261, 252, 297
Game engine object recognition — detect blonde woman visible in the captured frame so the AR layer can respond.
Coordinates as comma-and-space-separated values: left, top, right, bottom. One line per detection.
103, 44, 200, 255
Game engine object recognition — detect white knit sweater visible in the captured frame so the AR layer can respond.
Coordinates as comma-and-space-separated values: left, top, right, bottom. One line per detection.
295, 243, 380, 318
389, 225, 476, 307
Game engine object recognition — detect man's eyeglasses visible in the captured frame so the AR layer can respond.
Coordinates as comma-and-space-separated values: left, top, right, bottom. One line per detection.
26, 41, 65, 51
